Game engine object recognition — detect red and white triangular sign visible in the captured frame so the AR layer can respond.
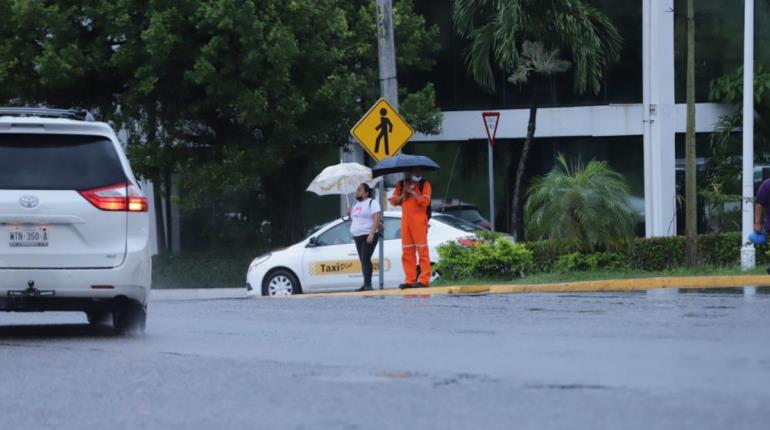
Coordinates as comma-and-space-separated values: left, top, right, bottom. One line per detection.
482, 112, 500, 146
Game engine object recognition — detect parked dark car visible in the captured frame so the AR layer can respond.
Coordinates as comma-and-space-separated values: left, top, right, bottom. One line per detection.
431, 199, 492, 230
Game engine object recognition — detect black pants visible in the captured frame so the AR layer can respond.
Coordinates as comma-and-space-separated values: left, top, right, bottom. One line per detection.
354, 235, 379, 287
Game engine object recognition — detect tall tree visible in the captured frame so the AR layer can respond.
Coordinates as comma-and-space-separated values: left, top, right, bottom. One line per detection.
685, 0, 698, 265
0, 0, 443, 248
507, 41, 571, 240
451, 0, 621, 239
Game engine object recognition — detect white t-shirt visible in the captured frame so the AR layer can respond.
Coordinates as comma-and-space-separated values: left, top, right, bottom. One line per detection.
350, 198, 381, 237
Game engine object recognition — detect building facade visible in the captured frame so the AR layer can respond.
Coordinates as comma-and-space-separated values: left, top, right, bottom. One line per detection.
342, 0, 770, 237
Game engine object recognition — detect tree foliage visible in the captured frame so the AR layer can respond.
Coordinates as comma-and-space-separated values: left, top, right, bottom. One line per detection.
0, 0, 442, 246
507, 41, 571, 86
451, 0, 621, 236
451, 0, 621, 93
700, 64, 770, 232
524, 154, 636, 251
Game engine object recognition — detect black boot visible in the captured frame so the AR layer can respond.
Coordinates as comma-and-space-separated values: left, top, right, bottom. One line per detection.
356, 285, 373, 292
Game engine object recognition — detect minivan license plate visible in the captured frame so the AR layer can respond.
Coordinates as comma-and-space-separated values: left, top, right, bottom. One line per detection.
9, 226, 49, 247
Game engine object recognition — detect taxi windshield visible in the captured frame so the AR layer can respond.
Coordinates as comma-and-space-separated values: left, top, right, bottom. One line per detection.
433, 214, 481, 232
304, 219, 338, 241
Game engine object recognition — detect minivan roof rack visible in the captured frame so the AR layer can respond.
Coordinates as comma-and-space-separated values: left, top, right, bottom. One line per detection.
0, 107, 95, 122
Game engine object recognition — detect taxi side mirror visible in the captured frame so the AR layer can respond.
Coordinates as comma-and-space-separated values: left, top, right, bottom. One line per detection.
307, 236, 320, 248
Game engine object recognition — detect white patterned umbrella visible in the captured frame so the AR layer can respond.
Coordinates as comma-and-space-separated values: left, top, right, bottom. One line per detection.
306, 162, 381, 206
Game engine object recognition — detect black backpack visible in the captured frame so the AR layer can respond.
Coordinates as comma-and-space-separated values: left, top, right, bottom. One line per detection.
400, 179, 432, 220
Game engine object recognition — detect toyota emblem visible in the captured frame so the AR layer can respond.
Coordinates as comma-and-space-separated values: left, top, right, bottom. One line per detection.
19, 195, 39, 209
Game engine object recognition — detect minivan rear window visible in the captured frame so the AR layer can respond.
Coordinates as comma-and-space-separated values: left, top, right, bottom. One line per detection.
0, 134, 126, 190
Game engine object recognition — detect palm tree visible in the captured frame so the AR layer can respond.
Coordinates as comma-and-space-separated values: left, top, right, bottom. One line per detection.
452, 0, 622, 239
525, 154, 636, 251
508, 41, 571, 241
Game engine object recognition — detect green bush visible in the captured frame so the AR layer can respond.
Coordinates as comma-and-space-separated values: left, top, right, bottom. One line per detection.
435, 236, 534, 281
524, 240, 578, 273
526, 232, 760, 273
554, 252, 624, 273
697, 232, 740, 267
433, 241, 474, 281
626, 236, 685, 271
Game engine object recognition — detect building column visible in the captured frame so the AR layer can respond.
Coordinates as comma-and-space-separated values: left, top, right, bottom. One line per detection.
643, 0, 677, 237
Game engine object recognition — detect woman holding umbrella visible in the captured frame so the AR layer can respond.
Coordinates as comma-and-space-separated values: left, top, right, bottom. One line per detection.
349, 183, 381, 291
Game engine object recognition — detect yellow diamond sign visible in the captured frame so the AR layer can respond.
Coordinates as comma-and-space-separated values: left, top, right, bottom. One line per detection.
350, 98, 414, 161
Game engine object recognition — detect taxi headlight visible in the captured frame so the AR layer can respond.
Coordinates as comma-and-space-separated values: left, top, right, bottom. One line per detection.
248, 253, 271, 273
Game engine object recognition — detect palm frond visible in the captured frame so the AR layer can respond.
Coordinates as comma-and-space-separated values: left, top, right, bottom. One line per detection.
524, 152, 636, 251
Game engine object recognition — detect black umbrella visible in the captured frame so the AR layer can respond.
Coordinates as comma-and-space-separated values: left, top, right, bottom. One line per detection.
371, 153, 440, 177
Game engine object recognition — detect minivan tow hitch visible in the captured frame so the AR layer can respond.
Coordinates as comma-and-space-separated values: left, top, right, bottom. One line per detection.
3, 281, 55, 311
6, 281, 55, 298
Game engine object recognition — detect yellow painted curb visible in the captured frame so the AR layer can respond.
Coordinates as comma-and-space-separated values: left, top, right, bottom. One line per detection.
292, 275, 770, 299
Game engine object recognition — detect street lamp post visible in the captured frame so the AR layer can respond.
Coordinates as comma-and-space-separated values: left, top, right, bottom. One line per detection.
741, 0, 755, 269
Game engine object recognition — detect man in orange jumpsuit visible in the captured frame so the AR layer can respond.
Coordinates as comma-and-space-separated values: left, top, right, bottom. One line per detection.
389, 167, 432, 288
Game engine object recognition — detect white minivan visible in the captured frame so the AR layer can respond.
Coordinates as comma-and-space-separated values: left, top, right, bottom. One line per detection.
0, 108, 151, 334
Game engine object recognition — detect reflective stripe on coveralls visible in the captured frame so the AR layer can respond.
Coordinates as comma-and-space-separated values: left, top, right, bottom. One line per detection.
390, 180, 432, 285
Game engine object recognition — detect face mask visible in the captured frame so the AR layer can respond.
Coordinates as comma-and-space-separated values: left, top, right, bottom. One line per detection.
356, 196, 364, 202
411, 175, 422, 182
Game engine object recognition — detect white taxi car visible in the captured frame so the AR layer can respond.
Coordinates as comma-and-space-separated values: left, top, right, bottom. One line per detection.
246, 212, 480, 296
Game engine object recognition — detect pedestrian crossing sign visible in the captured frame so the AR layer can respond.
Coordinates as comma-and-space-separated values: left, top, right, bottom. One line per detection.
350, 98, 414, 161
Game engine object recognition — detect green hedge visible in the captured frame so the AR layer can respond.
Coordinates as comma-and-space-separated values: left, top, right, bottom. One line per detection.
525, 232, 768, 274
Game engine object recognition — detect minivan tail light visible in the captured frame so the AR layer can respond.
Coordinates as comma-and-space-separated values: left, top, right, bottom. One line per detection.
79, 182, 148, 212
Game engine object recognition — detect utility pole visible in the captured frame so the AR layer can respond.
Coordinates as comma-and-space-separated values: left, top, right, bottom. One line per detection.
741, 0, 755, 269
375, 0, 398, 289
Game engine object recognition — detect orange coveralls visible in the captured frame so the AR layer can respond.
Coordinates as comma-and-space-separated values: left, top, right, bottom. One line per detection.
389, 179, 432, 286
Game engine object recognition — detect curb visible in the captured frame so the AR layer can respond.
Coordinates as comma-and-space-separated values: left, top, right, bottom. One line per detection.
296, 275, 770, 298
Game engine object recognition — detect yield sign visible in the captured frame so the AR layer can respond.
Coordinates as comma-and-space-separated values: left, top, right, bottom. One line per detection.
482, 112, 500, 145
350, 98, 414, 161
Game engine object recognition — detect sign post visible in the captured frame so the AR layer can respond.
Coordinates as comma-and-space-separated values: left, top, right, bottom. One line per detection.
741, 0, 755, 269
351, 98, 415, 289
482, 112, 500, 233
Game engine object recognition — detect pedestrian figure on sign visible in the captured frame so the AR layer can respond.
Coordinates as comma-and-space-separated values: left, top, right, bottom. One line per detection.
374, 108, 393, 155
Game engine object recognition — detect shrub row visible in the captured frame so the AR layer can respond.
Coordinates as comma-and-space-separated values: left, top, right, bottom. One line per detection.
438, 232, 769, 280
530, 232, 770, 273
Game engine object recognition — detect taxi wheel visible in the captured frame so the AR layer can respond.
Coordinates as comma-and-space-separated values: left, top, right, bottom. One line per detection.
430, 267, 442, 283
263, 270, 301, 297
417, 265, 442, 284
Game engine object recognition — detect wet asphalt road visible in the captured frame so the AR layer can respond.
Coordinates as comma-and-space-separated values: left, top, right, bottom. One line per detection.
1, 289, 769, 430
